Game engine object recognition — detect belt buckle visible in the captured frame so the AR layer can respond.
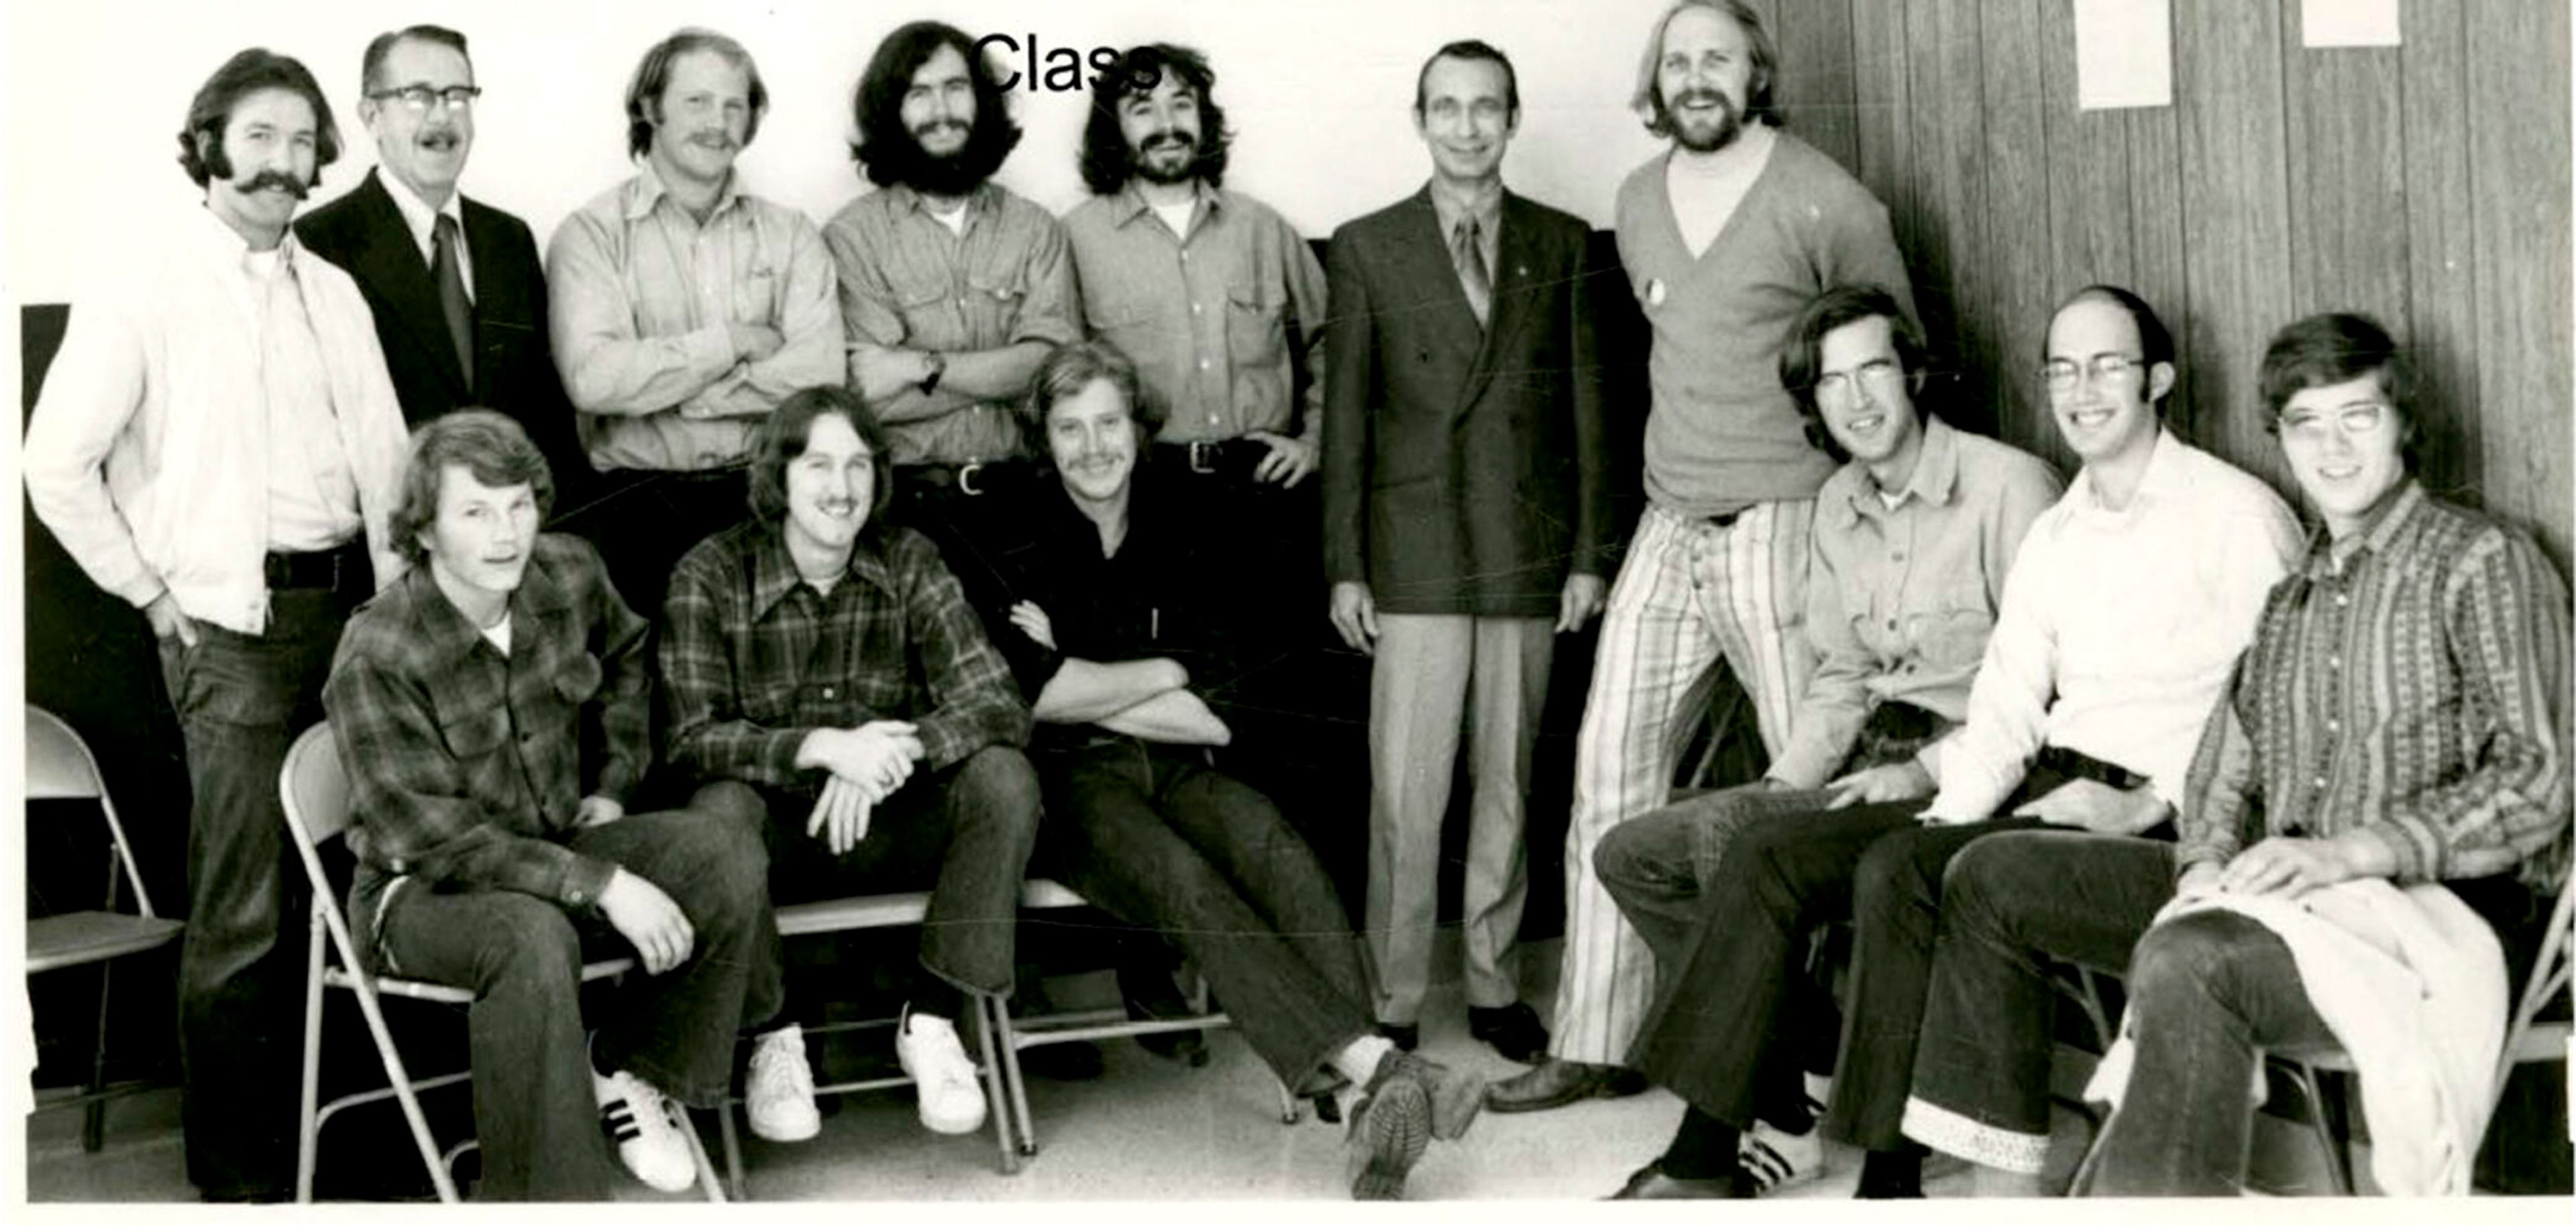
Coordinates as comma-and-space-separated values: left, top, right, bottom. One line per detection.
1188, 440, 1217, 474
957, 460, 985, 497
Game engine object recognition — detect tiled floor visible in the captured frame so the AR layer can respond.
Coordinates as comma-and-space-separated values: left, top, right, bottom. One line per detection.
22, 938, 2022, 1204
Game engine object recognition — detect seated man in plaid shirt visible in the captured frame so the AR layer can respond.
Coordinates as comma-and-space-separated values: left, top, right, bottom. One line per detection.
659, 385, 1041, 1147
326, 411, 806, 1200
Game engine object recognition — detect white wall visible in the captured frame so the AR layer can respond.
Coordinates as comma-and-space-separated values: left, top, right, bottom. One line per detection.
5, 0, 1683, 306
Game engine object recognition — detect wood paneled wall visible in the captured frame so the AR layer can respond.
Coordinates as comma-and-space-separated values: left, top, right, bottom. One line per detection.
1752, 0, 2571, 567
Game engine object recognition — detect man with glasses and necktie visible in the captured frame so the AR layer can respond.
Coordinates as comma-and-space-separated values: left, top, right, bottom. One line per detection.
300, 25, 594, 506
1320, 38, 1609, 1068
1595, 285, 2302, 1199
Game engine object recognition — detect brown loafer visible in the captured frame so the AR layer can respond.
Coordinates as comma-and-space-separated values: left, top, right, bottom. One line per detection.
1485, 1057, 1650, 1114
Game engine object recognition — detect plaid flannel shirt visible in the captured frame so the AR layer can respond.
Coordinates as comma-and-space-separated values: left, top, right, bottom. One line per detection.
323, 533, 649, 909
660, 519, 1030, 792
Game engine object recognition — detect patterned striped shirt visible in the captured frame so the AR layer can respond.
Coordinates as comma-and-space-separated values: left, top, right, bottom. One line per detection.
659, 519, 1030, 793
2176, 482, 2574, 889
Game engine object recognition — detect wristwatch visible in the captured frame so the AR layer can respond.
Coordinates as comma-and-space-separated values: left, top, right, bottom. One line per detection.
918, 351, 947, 396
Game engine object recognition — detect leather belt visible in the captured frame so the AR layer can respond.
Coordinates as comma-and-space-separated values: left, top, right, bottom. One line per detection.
1157, 439, 1264, 476
902, 460, 1028, 497
264, 539, 370, 591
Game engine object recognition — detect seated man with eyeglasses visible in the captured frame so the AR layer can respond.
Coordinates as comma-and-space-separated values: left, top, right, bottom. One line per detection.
1603, 285, 2302, 1200
1591, 283, 2060, 1189
1898, 312, 2571, 1197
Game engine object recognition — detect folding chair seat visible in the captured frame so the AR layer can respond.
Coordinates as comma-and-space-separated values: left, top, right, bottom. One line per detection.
23, 706, 185, 1151
278, 723, 725, 1202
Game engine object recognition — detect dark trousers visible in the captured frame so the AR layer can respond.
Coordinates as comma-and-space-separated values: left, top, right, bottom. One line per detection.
558, 467, 751, 622
1626, 755, 2125, 1151
158, 586, 355, 1199
1042, 739, 1373, 1093
352, 785, 782, 1202
759, 746, 1042, 999
891, 466, 1035, 621
1903, 830, 2174, 1172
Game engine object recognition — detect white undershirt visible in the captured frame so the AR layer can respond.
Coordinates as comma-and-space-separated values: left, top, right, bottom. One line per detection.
480, 613, 512, 655
1150, 198, 1196, 239
1664, 123, 1776, 259
929, 203, 969, 237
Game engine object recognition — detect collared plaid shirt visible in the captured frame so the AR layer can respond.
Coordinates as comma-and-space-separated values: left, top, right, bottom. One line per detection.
2178, 482, 2574, 889
660, 519, 1030, 792
323, 533, 647, 909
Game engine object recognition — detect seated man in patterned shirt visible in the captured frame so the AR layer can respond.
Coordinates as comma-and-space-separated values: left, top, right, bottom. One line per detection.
326, 411, 806, 1200
1900, 312, 2571, 1195
659, 385, 1041, 1149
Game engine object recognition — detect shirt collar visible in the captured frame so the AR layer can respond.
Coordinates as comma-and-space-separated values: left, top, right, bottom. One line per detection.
378, 168, 466, 256
1826, 414, 1962, 529
882, 180, 1000, 224
1426, 177, 1503, 241
2067, 424, 2190, 516
193, 199, 303, 274
748, 523, 900, 620
2302, 478, 2426, 580
1110, 179, 1220, 229
402, 546, 577, 667
624, 158, 748, 222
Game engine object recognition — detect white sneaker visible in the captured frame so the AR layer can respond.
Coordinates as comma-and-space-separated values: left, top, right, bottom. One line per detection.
894, 1006, 987, 1135
592, 1067, 697, 1193
745, 1024, 820, 1142
1740, 1118, 1826, 1193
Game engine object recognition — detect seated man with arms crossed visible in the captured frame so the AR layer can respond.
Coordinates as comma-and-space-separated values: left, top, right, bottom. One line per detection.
1591, 284, 2060, 1187
327, 411, 808, 1200
1900, 312, 2571, 1195
659, 385, 1042, 1147
983, 341, 1485, 1200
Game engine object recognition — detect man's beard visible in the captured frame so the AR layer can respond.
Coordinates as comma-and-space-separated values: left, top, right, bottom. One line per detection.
1129, 130, 1200, 187
1664, 88, 1744, 154
903, 126, 989, 197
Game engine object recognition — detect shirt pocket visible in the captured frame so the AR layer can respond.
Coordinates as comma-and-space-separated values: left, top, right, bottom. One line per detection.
436, 705, 511, 761
1224, 280, 1285, 368
1904, 582, 1998, 674
552, 653, 603, 706
732, 258, 780, 329
963, 269, 1029, 345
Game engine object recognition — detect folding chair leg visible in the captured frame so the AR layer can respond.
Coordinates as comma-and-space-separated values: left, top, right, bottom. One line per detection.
681, 1109, 727, 1204
992, 996, 1039, 1160
343, 969, 460, 1201
973, 995, 1021, 1174
2286, 1063, 2353, 1195
718, 1096, 747, 1202
82, 959, 115, 1152
297, 920, 329, 1203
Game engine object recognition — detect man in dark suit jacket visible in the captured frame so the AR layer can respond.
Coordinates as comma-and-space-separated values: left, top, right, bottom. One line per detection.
297, 24, 592, 504
1322, 39, 1609, 1067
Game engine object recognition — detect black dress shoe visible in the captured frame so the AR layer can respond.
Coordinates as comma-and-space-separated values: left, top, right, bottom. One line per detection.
1467, 1002, 1549, 1063
1485, 1057, 1650, 1113
1377, 1022, 1420, 1051
1118, 962, 1209, 1066
1607, 1161, 1757, 1200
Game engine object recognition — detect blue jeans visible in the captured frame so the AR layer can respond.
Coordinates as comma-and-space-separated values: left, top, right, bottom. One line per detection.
1042, 738, 1372, 1094
158, 587, 354, 1199
757, 745, 1042, 998
351, 784, 782, 1201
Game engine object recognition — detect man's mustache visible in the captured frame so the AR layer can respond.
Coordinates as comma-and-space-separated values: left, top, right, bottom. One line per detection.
237, 169, 310, 199
1141, 129, 1193, 154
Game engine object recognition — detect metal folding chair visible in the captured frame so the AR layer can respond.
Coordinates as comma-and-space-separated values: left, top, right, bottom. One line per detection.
23, 706, 185, 1151
279, 722, 725, 1202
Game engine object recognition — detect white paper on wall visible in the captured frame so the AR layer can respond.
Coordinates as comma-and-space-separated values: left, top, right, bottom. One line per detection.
2074, 0, 2174, 111
2302, 0, 2402, 48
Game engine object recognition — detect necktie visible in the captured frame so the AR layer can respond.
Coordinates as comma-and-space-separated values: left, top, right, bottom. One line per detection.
1452, 216, 1491, 329
432, 213, 474, 392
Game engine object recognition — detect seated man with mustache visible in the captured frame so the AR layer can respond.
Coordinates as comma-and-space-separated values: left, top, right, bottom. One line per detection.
980, 341, 1486, 1200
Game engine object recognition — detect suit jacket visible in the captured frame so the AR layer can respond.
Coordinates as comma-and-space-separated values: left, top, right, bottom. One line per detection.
297, 169, 592, 496
1322, 186, 1608, 617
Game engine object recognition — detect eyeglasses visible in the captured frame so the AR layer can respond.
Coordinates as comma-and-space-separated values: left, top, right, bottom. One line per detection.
2275, 402, 2391, 442
368, 85, 482, 113
1814, 359, 1905, 405
2040, 354, 2145, 393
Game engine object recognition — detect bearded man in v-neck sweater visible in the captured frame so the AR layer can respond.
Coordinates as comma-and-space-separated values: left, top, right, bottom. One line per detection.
1491, 0, 1915, 1118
